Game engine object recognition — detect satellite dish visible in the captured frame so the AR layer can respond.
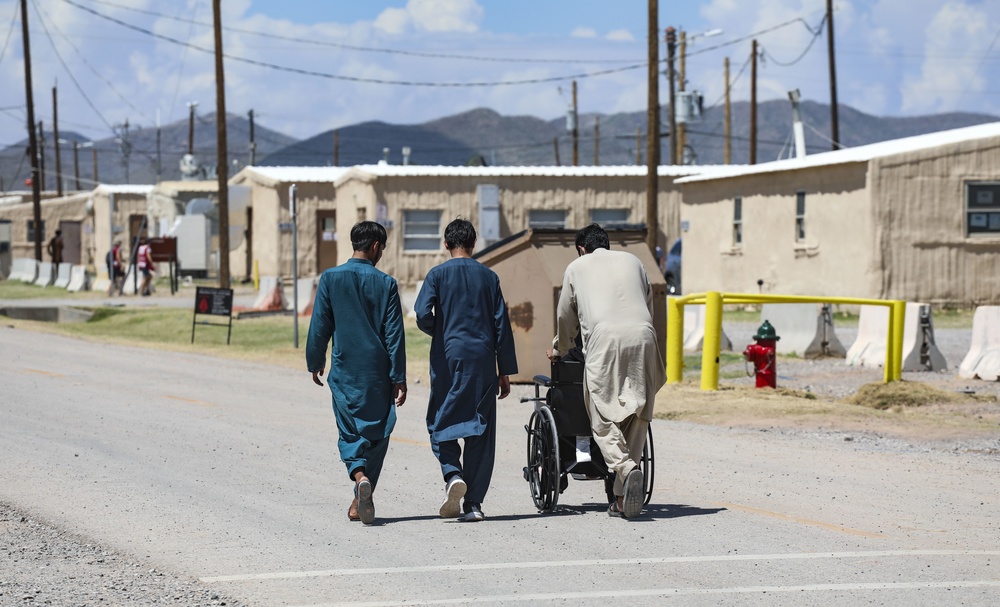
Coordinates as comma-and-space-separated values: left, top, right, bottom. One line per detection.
185, 197, 214, 215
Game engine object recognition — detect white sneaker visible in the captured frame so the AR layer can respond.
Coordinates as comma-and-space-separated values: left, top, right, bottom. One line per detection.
440, 476, 467, 518
461, 504, 485, 522
622, 467, 644, 519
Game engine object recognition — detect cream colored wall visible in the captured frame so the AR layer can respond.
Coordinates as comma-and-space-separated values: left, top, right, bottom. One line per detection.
250, 184, 281, 277
0, 195, 93, 264
334, 179, 378, 272
367, 174, 682, 286
870, 136, 1000, 304
681, 163, 878, 298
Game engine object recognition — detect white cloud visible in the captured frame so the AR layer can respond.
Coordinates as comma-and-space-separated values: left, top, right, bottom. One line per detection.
374, 8, 410, 35
571, 27, 598, 39
605, 29, 635, 43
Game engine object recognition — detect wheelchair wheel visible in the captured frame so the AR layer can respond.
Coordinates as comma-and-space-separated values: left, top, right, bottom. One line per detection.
641, 424, 655, 505
525, 405, 560, 513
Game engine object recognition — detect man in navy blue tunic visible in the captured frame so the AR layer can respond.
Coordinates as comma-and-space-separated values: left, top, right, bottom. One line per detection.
306, 221, 407, 525
415, 219, 518, 522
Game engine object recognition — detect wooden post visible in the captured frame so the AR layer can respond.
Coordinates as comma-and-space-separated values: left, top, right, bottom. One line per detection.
593, 115, 600, 166
645, 0, 660, 251
750, 39, 758, 165
571, 80, 579, 166
20, 0, 42, 260
724, 57, 731, 165
826, 0, 840, 150
53, 86, 62, 196
212, 0, 230, 288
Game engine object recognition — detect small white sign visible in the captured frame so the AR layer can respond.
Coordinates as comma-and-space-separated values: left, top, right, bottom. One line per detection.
322, 231, 334, 242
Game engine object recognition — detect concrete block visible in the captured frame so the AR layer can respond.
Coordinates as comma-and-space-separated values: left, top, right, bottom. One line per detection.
34, 262, 55, 287
15, 259, 38, 283
759, 303, 846, 359
66, 266, 90, 292
53, 263, 73, 289
846, 303, 947, 372
682, 304, 733, 352
284, 277, 316, 314
959, 306, 1000, 381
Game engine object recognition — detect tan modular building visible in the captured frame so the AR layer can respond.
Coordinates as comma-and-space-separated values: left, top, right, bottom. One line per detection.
230, 164, 709, 286
676, 123, 1000, 305
0, 191, 93, 266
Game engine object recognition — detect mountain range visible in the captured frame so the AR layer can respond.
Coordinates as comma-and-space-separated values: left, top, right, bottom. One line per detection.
1, 102, 996, 190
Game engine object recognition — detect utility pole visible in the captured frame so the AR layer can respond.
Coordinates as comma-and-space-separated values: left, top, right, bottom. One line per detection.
676, 30, 687, 165
20, 0, 42, 260
248, 109, 256, 165
38, 121, 46, 191
593, 115, 599, 166
645, 0, 659, 251
115, 120, 131, 184
73, 141, 80, 190
156, 111, 162, 182
826, 0, 840, 150
53, 86, 62, 196
665, 27, 677, 166
724, 56, 731, 165
635, 127, 642, 165
92, 146, 98, 184
187, 101, 198, 155
750, 39, 758, 165
333, 129, 339, 166
571, 80, 579, 166
552, 137, 561, 166
213, 0, 230, 288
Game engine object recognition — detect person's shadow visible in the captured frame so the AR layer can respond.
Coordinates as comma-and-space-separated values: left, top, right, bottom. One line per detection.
370, 503, 725, 524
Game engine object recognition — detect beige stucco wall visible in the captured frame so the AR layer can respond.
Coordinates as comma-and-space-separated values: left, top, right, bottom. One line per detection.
244, 180, 336, 278
366, 173, 682, 286
0, 194, 94, 266
91, 190, 151, 278
870, 136, 1000, 304
680, 162, 878, 298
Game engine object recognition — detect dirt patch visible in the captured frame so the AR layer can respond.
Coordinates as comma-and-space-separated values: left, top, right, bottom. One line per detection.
655, 381, 1000, 445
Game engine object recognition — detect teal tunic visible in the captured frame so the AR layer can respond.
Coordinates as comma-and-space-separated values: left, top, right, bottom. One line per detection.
306, 258, 406, 479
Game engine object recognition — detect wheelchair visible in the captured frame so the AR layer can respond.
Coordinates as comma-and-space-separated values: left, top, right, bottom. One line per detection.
521, 359, 654, 513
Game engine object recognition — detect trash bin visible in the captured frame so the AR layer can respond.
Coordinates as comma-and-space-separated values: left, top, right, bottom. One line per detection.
475, 228, 667, 383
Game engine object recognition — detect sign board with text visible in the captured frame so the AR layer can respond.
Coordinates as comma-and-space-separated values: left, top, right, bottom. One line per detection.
191, 286, 234, 344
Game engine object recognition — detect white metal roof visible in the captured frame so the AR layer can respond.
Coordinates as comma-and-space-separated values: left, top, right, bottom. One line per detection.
94, 184, 155, 195
236, 166, 350, 184
676, 121, 1000, 184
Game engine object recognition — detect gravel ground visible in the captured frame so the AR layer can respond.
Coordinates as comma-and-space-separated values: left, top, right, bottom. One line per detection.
0, 503, 242, 607
721, 321, 1000, 400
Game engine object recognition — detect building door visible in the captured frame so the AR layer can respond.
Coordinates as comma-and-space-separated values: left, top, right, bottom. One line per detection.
58, 220, 82, 264
128, 214, 149, 256
316, 210, 337, 272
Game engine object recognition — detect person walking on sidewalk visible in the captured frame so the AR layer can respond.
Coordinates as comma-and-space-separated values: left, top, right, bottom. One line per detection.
306, 221, 407, 525
415, 219, 517, 522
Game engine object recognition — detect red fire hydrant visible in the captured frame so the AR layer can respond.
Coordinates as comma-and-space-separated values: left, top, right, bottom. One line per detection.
744, 320, 780, 388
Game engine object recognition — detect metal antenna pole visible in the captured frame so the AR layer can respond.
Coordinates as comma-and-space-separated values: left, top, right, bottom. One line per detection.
290, 184, 299, 348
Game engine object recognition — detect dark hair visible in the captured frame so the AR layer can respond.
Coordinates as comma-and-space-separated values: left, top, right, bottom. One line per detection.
575, 223, 610, 253
444, 218, 476, 250
351, 221, 387, 251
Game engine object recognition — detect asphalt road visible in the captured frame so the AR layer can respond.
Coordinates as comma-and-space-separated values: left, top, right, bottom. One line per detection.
2, 326, 998, 606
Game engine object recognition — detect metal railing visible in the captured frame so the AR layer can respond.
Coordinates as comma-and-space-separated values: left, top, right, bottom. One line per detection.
667, 292, 906, 390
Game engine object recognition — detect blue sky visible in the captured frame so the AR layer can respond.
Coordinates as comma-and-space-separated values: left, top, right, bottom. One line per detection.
0, 0, 997, 156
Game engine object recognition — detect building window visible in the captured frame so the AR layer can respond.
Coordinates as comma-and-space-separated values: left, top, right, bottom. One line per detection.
795, 191, 806, 242
966, 182, 1000, 236
27, 219, 45, 242
528, 209, 567, 229
733, 196, 743, 246
402, 210, 442, 251
590, 208, 629, 227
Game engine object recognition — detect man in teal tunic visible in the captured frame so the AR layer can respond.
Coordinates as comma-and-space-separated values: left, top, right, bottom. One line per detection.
415, 219, 517, 522
306, 221, 407, 525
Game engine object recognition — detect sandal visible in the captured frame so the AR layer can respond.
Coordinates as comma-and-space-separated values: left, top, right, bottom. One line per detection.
608, 501, 624, 518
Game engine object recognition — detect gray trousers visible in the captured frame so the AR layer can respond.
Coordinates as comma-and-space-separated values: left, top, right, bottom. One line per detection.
588, 406, 648, 497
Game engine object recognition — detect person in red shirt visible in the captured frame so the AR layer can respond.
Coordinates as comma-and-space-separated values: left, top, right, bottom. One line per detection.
137, 237, 155, 296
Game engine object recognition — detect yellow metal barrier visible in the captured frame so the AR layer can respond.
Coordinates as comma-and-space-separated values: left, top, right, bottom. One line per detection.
666, 292, 906, 390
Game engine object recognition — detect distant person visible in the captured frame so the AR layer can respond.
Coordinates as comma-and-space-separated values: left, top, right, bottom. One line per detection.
548, 223, 665, 519
414, 219, 517, 522
106, 240, 124, 296
306, 221, 407, 525
47, 230, 64, 265
136, 237, 155, 296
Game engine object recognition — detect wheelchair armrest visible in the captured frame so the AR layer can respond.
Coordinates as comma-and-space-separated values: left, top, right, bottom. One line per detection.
532, 374, 553, 387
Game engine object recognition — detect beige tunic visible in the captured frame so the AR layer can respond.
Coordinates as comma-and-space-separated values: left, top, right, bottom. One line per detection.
552, 249, 666, 424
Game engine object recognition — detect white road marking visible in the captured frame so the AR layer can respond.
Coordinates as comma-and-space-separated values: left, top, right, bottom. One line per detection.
200, 550, 1000, 583
288, 581, 1000, 607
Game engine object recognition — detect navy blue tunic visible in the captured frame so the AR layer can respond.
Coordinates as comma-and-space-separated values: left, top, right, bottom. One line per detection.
415, 258, 518, 442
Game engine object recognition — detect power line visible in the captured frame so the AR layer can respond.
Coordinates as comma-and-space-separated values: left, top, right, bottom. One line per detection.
62, 0, 648, 87
32, 0, 152, 124
79, 0, 639, 65
0, 3, 18, 64
955, 27, 1000, 112
761, 15, 826, 67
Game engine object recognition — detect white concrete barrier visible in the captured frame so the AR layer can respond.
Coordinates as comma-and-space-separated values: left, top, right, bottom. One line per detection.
66, 265, 90, 292
7, 258, 28, 281
759, 303, 846, 358
285, 277, 316, 314
959, 306, 1000, 381
120, 266, 138, 295
846, 303, 947, 371
53, 263, 73, 289
34, 262, 55, 287
682, 303, 733, 352
14, 259, 38, 283
252, 276, 283, 310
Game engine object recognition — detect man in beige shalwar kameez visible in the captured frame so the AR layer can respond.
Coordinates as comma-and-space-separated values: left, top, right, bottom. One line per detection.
548, 224, 666, 519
